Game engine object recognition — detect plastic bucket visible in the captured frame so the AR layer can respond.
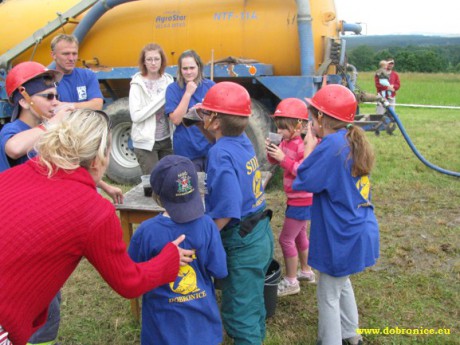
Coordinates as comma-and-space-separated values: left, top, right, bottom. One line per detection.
264, 258, 281, 318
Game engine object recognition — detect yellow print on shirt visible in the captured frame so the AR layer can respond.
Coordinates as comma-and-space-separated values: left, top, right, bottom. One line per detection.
170, 264, 199, 295
356, 175, 371, 201
246, 156, 264, 205
253, 169, 263, 200
246, 156, 260, 175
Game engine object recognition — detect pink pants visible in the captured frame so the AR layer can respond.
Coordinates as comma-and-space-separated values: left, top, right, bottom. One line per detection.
279, 217, 309, 258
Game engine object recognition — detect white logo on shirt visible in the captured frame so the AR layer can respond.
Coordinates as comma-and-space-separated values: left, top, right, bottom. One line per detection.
77, 86, 87, 101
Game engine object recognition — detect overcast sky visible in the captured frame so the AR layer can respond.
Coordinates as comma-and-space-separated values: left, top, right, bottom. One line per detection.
334, 0, 460, 36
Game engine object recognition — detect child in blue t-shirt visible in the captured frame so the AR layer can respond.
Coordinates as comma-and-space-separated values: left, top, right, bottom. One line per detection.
128, 155, 227, 345
196, 82, 274, 345
293, 84, 379, 345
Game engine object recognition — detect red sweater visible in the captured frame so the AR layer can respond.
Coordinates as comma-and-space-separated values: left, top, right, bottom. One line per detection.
0, 159, 179, 345
267, 135, 313, 206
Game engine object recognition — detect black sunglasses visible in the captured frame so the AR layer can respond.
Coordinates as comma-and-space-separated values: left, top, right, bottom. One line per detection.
36, 93, 59, 101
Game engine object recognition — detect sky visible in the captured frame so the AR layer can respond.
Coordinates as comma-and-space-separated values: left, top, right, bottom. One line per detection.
334, 0, 460, 36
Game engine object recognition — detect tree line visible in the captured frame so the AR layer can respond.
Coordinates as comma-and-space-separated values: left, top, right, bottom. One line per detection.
347, 45, 460, 73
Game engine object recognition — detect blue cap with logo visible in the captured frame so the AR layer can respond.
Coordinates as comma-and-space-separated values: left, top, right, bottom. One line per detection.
150, 155, 204, 223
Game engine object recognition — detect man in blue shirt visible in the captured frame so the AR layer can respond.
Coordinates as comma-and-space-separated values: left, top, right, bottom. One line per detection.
50, 34, 122, 204
51, 34, 103, 110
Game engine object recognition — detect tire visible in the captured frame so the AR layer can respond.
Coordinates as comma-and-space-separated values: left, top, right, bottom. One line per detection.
104, 98, 142, 185
245, 99, 274, 171
104, 97, 272, 184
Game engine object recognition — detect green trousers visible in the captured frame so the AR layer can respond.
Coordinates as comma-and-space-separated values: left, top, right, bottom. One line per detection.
220, 216, 274, 345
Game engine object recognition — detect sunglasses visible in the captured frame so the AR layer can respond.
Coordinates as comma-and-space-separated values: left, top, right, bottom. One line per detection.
35, 93, 59, 101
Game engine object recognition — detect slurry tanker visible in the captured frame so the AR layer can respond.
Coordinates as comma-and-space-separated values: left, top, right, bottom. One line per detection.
0, 0, 362, 183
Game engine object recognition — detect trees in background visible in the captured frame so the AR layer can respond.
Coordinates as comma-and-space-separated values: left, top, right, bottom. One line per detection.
348, 45, 460, 73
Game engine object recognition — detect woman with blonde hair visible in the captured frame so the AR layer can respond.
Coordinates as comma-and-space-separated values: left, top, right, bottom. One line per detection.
0, 109, 193, 345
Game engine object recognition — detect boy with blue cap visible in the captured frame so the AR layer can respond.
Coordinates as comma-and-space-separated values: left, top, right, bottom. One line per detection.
128, 155, 227, 345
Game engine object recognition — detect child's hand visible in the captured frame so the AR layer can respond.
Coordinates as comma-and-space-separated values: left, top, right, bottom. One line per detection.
303, 122, 318, 157
266, 143, 285, 162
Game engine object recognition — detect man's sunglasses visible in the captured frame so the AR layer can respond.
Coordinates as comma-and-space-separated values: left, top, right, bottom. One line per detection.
35, 93, 59, 101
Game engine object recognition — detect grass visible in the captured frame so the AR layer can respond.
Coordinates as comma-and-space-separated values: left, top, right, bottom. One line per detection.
356, 72, 460, 106
58, 73, 459, 344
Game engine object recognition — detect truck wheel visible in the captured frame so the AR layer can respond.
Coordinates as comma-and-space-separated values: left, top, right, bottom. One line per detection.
104, 98, 142, 185
246, 99, 274, 171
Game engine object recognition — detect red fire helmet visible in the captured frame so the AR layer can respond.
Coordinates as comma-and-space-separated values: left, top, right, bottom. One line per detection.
305, 84, 357, 123
272, 98, 308, 120
196, 81, 251, 116
5, 61, 62, 101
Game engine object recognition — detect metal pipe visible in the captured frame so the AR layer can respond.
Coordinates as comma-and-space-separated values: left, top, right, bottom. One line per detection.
295, 0, 315, 77
73, 0, 138, 44
49, 0, 138, 68
341, 21, 362, 35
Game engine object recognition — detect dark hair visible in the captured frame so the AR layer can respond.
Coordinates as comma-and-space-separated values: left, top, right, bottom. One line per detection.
274, 117, 304, 132
138, 43, 167, 76
217, 113, 248, 136
309, 106, 375, 176
176, 50, 204, 88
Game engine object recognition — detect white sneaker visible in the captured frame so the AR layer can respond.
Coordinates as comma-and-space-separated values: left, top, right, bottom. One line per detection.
297, 269, 316, 283
277, 277, 300, 297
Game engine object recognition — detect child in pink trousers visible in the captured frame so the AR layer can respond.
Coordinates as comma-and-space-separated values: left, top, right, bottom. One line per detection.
266, 98, 316, 297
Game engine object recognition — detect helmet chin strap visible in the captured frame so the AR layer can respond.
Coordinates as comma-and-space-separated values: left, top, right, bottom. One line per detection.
317, 112, 325, 137
18, 86, 48, 121
203, 113, 218, 130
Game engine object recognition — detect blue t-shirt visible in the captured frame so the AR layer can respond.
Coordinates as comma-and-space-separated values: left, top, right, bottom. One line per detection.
165, 79, 215, 160
57, 68, 102, 103
205, 134, 266, 222
293, 129, 379, 277
0, 120, 35, 172
128, 214, 227, 345
285, 205, 311, 221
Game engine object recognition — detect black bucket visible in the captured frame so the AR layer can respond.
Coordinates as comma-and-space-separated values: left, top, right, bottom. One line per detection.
264, 258, 281, 318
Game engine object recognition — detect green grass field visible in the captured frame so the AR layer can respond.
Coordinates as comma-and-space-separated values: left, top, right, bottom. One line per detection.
59, 73, 459, 345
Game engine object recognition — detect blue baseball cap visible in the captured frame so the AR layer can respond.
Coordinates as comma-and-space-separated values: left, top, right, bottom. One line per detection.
150, 155, 204, 223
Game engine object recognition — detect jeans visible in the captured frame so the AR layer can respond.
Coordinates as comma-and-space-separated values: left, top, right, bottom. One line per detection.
27, 292, 61, 345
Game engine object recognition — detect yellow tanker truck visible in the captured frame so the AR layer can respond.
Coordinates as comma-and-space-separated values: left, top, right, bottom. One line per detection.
0, 0, 362, 184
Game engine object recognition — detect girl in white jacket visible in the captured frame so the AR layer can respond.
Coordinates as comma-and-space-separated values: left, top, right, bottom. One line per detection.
129, 43, 174, 175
